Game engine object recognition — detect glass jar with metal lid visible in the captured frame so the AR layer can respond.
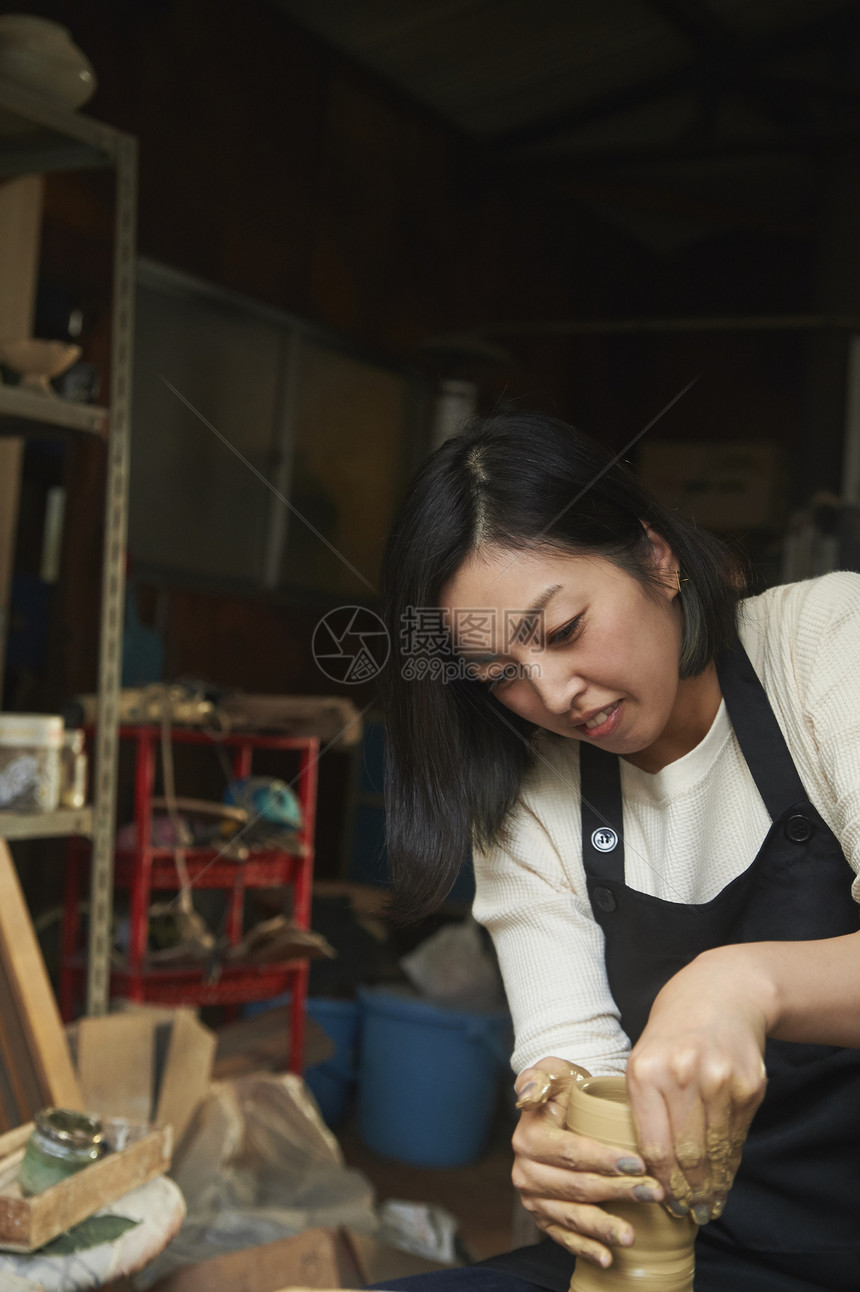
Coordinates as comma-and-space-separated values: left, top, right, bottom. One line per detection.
18, 1108, 104, 1196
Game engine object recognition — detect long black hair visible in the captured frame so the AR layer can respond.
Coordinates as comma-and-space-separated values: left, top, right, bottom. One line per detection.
380, 411, 744, 919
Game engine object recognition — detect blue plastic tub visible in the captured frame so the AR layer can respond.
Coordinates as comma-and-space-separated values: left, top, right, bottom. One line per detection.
357, 987, 511, 1168
304, 996, 360, 1128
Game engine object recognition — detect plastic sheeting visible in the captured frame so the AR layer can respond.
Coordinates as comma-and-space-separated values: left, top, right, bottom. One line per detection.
133, 1073, 376, 1289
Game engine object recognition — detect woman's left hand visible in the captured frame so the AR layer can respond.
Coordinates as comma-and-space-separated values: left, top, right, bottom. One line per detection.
625, 946, 771, 1224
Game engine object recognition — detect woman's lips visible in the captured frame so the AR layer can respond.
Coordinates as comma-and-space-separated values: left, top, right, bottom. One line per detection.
575, 699, 622, 738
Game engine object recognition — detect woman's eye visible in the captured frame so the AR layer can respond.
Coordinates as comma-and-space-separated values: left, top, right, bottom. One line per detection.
548, 615, 583, 646
480, 664, 520, 693
483, 668, 508, 692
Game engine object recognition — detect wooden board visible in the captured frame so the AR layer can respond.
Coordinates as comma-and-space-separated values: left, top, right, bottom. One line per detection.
77, 1014, 157, 1124
0, 957, 43, 1132
0, 175, 42, 700
0, 842, 82, 1121
0, 440, 23, 701
153, 1010, 216, 1151
0, 1123, 172, 1253
150, 1227, 363, 1292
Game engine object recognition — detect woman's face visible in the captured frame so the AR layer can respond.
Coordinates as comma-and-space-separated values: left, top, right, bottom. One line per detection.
439, 538, 692, 762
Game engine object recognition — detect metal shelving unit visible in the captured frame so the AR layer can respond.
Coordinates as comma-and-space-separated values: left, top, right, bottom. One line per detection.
0, 385, 108, 436
0, 808, 93, 840
0, 76, 137, 1016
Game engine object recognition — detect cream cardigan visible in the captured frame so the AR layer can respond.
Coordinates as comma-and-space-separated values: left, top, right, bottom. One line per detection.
472, 572, 860, 1076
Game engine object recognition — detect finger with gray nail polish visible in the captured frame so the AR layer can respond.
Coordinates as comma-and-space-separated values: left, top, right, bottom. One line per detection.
616, 1156, 645, 1175
665, 1200, 690, 1218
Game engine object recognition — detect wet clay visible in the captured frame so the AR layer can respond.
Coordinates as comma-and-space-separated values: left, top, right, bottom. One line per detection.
668, 1167, 695, 1212
666, 1114, 741, 1210
705, 1123, 742, 1194
566, 1076, 697, 1292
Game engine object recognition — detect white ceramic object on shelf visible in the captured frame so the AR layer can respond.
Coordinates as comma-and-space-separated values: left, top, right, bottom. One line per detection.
0, 712, 64, 813
0, 15, 97, 110
0, 338, 82, 396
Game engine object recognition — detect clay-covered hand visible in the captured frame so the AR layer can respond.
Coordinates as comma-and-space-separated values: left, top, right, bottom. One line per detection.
625, 947, 769, 1225
512, 1056, 665, 1271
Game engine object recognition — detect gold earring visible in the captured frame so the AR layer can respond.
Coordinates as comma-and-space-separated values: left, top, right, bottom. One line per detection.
675, 569, 685, 594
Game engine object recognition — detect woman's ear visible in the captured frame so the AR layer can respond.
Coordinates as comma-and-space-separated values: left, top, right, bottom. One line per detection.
639, 522, 679, 594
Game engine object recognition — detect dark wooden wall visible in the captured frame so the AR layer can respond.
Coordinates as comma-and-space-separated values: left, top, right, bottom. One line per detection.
11, 0, 819, 880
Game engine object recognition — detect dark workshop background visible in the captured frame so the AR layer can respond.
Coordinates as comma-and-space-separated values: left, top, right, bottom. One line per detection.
8, 0, 860, 902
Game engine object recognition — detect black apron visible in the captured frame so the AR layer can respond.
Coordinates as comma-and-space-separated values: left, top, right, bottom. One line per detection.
481, 636, 860, 1292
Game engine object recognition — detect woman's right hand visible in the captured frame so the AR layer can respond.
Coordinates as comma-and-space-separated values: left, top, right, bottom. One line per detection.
512, 1057, 665, 1271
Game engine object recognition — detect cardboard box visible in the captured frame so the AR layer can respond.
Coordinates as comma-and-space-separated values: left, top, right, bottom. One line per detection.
148, 1227, 362, 1292
68, 1008, 216, 1153
638, 439, 786, 531
148, 1226, 451, 1292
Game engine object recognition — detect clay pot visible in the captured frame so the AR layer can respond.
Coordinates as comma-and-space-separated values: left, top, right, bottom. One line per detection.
566, 1075, 696, 1292
0, 16, 97, 110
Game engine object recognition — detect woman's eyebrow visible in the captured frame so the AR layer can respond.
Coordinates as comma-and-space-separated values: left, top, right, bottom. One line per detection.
458, 584, 564, 659
525, 584, 562, 617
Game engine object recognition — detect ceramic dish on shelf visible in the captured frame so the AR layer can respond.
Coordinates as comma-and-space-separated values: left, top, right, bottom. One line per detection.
0, 15, 97, 110
0, 338, 81, 396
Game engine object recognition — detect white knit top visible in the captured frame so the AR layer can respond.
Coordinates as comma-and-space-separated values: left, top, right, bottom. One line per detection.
472, 572, 860, 1077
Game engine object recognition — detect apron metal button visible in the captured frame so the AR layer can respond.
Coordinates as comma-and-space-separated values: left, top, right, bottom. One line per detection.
785, 813, 813, 843
593, 886, 616, 913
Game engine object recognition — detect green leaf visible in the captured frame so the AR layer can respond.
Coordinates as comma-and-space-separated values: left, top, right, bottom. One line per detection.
38, 1214, 139, 1254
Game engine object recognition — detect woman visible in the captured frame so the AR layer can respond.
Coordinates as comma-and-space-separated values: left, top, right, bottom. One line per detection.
378, 411, 860, 1292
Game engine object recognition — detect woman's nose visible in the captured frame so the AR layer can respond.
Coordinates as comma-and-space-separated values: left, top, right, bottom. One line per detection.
530, 658, 584, 716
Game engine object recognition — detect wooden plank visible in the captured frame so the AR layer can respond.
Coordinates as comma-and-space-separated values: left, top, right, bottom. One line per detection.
0, 176, 42, 333
0, 1125, 172, 1253
0, 958, 43, 1130
0, 842, 83, 1114
0, 1127, 33, 1193
150, 1228, 358, 1292
0, 1067, 18, 1135
76, 1014, 156, 1124
0, 439, 23, 697
0, 175, 42, 699
153, 1010, 215, 1150
0, 1150, 25, 1194
0, 1128, 32, 1162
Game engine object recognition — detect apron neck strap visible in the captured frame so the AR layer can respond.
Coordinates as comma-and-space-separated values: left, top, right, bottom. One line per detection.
580, 633, 808, 880
715, 634, 807, 820
580, 742, 625, 881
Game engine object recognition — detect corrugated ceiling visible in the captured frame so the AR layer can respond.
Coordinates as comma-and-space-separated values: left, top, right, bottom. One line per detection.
273, 0, 856, 151
271, 0, 860, 240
